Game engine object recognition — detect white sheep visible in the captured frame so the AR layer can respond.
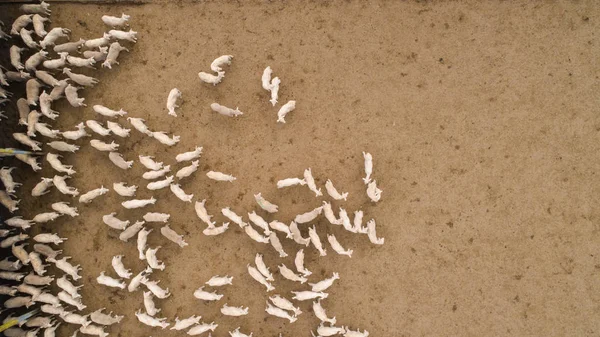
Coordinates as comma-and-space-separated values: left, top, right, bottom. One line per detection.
176, 160, 199, 180
152, 131, 180, 146
198, 71, 225, 85
167, 88, 182, 116
102, 13, 130, 27
210, 103, 243, 117
103, 42, 129, 69
90, 139, 119, 152
108, 29, 137, 43
93, 105, 127, 117
108, 152, 134, 170
160, 225, 188, 248
113, 182, 137, 197
79, 186, 109, 203
65, 84, 86, 107
86, 120, 111, 136
277, 100, 296, 123
206, 171, 236, 182
170, 183, 193, 202
176, 146, 202, 162
210, 55, 233, 72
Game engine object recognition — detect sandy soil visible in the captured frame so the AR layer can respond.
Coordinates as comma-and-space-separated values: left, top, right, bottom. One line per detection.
1, 1, 600, 336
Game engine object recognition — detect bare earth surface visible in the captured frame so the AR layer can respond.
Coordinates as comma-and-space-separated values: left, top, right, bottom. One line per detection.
1, 1, 600, 336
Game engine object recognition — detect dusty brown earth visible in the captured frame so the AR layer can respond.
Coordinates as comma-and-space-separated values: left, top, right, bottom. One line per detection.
1, 1, 600, 336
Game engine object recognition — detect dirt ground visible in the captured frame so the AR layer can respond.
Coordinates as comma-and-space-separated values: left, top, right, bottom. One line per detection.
1, 0, 600, 336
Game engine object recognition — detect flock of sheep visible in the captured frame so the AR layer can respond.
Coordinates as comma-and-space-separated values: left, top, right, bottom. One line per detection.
0, 2, 384, 336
